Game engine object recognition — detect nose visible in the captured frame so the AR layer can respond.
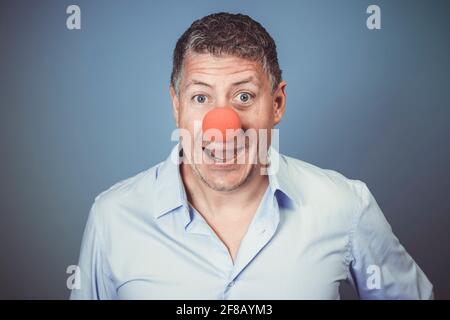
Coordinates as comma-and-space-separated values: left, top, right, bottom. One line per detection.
202, 107, 242, 142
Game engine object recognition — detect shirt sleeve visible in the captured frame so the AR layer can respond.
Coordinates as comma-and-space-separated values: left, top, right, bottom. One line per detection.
346, 182, 434, 299
70, 201, 116, 300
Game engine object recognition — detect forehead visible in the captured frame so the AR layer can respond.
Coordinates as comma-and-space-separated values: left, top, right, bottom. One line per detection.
181, 53, 268, 87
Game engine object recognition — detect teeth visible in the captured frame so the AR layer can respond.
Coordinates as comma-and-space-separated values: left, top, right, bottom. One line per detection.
203, 147, 241, 162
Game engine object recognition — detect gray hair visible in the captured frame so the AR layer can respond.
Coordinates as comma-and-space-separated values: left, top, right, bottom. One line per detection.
170, 12, 282, 96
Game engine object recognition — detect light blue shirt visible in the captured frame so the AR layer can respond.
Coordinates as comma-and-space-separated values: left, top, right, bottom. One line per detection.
70, 144, 433, 299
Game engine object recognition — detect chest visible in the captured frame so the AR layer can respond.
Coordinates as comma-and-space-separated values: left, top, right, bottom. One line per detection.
108, 215, 349, 299
207, 218, 252, 262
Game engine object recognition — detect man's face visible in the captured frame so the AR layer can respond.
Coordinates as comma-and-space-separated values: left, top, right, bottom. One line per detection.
170, 53, 286, 192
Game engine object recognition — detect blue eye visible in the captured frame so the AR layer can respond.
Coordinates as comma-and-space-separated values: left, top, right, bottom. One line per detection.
236, 92, 253, 104
193, 95, 207, 104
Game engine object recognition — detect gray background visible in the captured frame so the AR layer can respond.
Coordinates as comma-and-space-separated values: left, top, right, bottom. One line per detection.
0, 0, 449, 299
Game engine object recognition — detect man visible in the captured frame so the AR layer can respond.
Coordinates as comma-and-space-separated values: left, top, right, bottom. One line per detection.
71, 12, 433, 299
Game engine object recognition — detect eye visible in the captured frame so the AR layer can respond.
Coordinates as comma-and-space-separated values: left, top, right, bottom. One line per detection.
235, 92, 254, 104
192, 94, 208, 104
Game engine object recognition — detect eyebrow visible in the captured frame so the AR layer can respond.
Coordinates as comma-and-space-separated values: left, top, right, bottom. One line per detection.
185, 80, 213, 89
184, 76, 260, 90
231, 76, 260, 87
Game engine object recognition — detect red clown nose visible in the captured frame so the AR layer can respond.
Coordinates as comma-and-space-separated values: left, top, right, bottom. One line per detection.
202, 108, 242, 142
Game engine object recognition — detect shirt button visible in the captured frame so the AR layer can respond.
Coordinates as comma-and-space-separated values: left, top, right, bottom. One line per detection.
228, 280, 235, 288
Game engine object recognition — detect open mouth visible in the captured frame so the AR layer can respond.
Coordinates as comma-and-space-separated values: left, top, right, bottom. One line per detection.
202, 144, 245, 163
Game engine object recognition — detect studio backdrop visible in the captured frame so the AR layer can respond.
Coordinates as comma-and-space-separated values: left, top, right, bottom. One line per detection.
0, 0, 449, 299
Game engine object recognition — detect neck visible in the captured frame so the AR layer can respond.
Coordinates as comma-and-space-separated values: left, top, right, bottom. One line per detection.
180, 164, 269, 221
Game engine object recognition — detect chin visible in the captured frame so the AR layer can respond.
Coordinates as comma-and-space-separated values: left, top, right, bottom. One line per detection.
196, 164, 252, 192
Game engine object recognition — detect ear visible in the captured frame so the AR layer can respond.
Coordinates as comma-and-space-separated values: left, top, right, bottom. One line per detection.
273, 80, 287, 126
169, 85, 180, 128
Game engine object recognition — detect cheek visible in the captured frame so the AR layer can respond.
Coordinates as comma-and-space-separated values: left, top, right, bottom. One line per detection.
240, 104, 274, 130
179, 100, 202, 124
178, 104, 206, 141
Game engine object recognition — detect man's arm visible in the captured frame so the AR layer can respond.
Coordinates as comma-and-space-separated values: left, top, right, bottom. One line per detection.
346, 182, 434, 299
70, 201, 116, 300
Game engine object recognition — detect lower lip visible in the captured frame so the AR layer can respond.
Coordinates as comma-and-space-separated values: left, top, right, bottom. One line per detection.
203, 147, 245, 168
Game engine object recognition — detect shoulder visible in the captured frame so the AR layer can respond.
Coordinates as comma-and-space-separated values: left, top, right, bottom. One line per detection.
280, 154, 369, 215
88, 161, 164, 225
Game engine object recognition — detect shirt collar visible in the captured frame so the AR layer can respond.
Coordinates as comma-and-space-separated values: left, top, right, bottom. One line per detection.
267, 147, 301, 207
153, 143, 300, 219
153, 143, 187, 219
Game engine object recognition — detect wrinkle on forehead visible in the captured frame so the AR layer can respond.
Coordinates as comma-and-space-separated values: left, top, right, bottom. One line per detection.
181, 53, 267, 87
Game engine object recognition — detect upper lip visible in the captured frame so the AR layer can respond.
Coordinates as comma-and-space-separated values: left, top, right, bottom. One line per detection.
202, 142, 246, 160
202, 140, 246, 151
